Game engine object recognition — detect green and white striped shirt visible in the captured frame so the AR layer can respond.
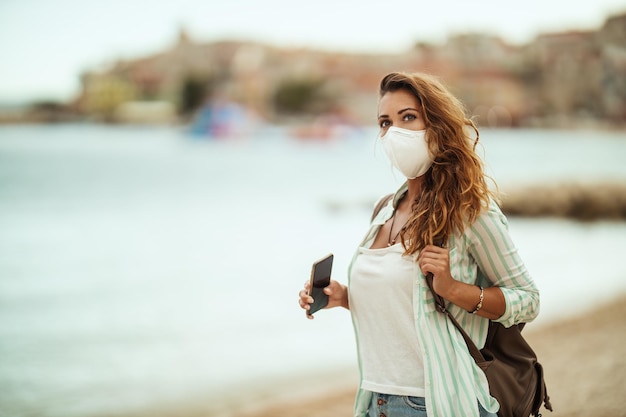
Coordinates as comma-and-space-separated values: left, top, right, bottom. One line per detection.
348, 183, 540, 417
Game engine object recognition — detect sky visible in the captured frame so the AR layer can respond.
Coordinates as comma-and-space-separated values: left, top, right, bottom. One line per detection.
1, 0, 625, 104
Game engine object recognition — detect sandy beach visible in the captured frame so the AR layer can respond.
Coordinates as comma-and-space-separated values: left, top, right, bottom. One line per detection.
230, 294, 626, 417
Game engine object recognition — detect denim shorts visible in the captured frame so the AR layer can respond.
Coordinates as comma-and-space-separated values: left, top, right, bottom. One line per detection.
367, 392, 497, 417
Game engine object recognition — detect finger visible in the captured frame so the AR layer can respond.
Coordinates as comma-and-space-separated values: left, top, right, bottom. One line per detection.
298, 292, 314, 306
422, 246, 448, 257
420, 257, 442, 268
419, 260, 440, 275
299, 297, 312, 309
418, 262, 431, 275
420, 248, 446, 258
417, 247, 436, 262
422, 261, 450, 277
300, 287, 314, 298
419, 253, 448, 265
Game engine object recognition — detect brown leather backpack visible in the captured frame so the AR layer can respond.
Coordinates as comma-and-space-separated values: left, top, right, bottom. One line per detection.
425, 273, 552, 417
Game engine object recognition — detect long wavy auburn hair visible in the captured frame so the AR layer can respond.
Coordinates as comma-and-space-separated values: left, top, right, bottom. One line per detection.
379, 72, 497, 254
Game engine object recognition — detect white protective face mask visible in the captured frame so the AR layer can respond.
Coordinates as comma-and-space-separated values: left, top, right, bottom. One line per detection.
379, 126, 433, 179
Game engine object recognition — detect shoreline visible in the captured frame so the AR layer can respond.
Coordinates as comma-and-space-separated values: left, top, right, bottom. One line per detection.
499, 181, 626, 221
324, 181, 626, 223
127, 293, 626, 417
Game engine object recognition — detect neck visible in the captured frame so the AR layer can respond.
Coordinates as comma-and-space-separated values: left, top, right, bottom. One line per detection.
405, 176, 425, 203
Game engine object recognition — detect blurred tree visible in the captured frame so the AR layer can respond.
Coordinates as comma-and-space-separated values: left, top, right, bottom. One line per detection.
30, 100, 66, 113
81, 75, 138, 122
272, 78, 335, 115
179, 75, 213, 117
27, 100, 73, 123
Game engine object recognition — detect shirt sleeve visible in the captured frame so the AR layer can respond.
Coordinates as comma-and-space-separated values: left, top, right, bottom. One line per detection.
466, 201, 540, 327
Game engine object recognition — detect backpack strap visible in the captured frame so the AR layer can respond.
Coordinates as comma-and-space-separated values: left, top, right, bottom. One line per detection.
425, 272, 486, 363
370, 193, 394, 222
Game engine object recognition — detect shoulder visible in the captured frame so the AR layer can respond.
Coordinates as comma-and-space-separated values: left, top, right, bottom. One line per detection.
370, 183, 407, 222
463, 198, 510, 241
479, 198, 508, 226
370, 193, 394, 222
374, 193, 394, 208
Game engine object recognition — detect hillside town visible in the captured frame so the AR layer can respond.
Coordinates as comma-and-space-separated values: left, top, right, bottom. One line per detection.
6, 11, 626, 130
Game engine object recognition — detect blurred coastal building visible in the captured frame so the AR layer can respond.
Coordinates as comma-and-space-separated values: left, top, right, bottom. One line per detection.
522, 12, 626, 127
14, 12, 626, 128
72, 29, 397, 127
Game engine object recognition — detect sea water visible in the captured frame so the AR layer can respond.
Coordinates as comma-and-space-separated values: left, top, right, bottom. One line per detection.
0, 125, 625, 416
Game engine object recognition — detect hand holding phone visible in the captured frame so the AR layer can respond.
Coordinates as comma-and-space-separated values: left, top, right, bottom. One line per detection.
306, 253, 333, 316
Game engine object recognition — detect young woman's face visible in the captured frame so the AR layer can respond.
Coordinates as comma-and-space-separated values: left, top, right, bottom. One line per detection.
377, 89, 426, 136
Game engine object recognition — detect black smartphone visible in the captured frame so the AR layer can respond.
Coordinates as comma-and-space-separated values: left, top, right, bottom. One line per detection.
306, 253, 334, 316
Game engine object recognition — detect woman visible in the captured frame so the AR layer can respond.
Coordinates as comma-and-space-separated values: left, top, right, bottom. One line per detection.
298, 72, 539, 417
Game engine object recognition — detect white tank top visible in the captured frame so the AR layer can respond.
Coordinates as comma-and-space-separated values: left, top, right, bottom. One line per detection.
350, 243, 426, 397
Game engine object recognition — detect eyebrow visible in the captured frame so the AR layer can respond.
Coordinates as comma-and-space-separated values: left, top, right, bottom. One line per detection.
377, 107, 420, 119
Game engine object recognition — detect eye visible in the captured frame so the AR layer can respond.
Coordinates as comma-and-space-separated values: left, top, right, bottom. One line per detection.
379, 119, 391, 128
403, 113, 417, 122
